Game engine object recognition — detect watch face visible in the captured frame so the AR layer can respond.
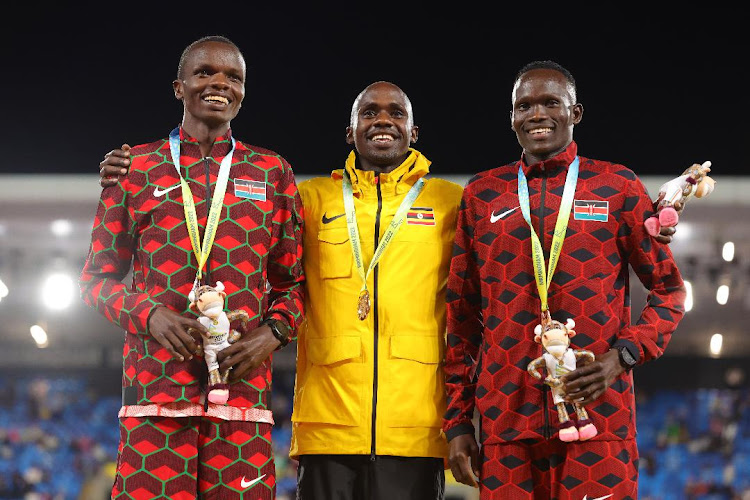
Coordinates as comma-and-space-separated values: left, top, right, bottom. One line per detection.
620, 347, 636, 366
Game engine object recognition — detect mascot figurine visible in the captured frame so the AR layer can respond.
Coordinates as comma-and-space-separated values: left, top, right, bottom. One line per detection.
527, 317, 598, 442
188, 282, 249, 405
645, 160, 715, 237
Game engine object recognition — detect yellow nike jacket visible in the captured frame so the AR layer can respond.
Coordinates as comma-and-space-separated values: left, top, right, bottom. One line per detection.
290, 149, 463, 459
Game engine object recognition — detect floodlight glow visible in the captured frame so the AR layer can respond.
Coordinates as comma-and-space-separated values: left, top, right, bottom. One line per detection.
716, 285, 729, 305
50, 219, 73, 237
710, 333, 723, 356
722, 242, 735, 262
672, 221, 692, 239
30, 325, 49, 348
42, 273, 75, 310
684, 281, 693, 312
0, 277, 8, 298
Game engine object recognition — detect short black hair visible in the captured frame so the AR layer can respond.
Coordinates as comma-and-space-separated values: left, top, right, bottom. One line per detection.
176, 35, 243, 79
514, 60, 577, 103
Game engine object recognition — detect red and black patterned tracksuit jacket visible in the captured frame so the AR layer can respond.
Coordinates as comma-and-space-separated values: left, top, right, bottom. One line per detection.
443, 142, 685, 444
80, 127, 304, 412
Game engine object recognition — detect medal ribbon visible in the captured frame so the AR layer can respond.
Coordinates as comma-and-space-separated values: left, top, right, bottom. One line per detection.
342, 160, 425, 314
168, 127, 235, 287
517, 156, 579, 314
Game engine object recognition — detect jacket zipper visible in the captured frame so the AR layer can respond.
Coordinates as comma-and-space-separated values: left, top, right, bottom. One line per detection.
371, 177, 383, 461
204, 157, 212, 284
201, 157, 213, 412
539, 168, 551, 440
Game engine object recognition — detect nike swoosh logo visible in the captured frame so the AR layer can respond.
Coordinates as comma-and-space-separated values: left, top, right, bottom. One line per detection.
490, 206, 520, 223
322, 212, 345, 224
240, 474, 266, 489
582, 494, 613, 500
153, 184, 180, 197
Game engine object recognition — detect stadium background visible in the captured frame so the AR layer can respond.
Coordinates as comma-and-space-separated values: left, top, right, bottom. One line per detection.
1, 5, 748, 500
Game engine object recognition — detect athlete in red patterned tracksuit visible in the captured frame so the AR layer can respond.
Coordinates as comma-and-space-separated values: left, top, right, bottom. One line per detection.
80, 37, 303, 500
443, 61, 686, 500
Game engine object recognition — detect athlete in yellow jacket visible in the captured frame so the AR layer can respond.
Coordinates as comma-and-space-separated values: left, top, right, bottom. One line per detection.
291, 81, 463, 499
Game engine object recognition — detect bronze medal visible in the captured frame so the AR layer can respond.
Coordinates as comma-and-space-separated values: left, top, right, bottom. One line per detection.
357, 289, 371, 320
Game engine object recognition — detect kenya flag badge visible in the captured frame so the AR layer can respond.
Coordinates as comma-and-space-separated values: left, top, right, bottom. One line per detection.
234, 179, 267, 201
573, 200, 608, 222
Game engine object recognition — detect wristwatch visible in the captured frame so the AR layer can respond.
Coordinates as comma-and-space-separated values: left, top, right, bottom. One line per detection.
262, 318, 291, 347
616, 345, 637, 371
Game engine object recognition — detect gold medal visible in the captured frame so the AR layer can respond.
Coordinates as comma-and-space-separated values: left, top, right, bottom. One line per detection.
357, 289, 371, 320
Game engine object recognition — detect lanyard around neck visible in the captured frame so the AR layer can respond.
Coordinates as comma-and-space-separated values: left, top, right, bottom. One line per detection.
168, 127, 235, 288
517, 156, 579, 314
342, 166, 425, 319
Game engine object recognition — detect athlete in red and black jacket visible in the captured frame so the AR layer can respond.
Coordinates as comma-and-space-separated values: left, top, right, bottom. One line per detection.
444, 61, 686, 500
81, 127, 303, 413
80, 36, 303, 499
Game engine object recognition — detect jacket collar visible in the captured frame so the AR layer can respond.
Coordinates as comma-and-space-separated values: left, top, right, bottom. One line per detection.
332, 148, 431, 196
175, 125, 234, 159
519, 141, 578, 177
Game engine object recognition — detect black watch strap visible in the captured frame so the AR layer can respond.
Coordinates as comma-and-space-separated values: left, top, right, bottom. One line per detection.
262, 318, 291, 347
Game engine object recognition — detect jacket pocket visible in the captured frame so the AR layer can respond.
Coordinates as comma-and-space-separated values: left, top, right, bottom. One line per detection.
308, 335, 361, 365
291, 335, 364, 426
389, 227, 446, 328
318, 227, 353, 279
390, 335, 443, 364
381, 334, 446, 428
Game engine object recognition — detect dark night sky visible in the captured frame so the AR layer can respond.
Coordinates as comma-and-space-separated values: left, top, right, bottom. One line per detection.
1, 6, 744, 179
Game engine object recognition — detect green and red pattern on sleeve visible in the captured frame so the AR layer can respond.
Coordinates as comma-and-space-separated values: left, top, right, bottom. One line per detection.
80, 128, 304, 409
443, 141, 685, 443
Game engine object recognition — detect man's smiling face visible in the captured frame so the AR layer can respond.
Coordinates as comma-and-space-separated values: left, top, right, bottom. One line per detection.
173, 41, 246, 130
346, 82, 418, 172
511, 68, 582, 164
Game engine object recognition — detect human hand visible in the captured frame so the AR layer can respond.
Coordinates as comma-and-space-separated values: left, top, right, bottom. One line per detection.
560, 349, 624, 406
654, 225, 677, 244
147, 306, 207, 361
448, 434, 480, 488
217, 324, 280, 383
99, 144, 131, 188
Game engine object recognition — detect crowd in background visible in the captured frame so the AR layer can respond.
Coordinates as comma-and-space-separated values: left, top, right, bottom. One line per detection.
1, 373, 749, 500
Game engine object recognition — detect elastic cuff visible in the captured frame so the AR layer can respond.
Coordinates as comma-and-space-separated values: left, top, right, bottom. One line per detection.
266, 311, 292, 330
445, 423, 475, 442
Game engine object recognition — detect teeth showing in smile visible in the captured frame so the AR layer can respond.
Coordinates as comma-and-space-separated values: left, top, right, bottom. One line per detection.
204, 95, 229, 105
372, 134, 394, 142
529, 127, 552, 135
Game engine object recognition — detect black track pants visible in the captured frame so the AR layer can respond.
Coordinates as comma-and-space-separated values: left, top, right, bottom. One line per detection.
296, 454, 445, 500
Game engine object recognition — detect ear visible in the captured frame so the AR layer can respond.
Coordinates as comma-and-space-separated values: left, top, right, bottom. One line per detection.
173, 79, 183, 101
534, 324, 542, 343
189, 302, 198, 312
345, 126, 354, 145
220, 291, 227, 299
410, 125, 419, 144
567, 329, 576, 338
572, 103, 584, 125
